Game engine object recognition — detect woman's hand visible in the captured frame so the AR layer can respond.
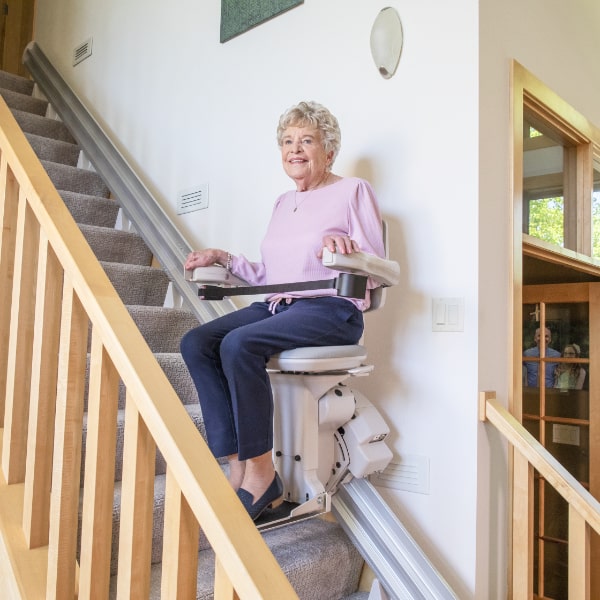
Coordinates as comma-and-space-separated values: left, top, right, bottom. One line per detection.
318, 234, 359, 257
184, 248, 228, 271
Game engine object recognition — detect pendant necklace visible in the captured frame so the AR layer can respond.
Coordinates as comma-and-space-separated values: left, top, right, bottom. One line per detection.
293, 173, 330, 213
293, 190, 312, 212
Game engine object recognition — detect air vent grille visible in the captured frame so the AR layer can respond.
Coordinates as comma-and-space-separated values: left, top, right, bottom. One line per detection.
177, 184, 209, 215
370, 455, 430, 494
73, 38, 93, 66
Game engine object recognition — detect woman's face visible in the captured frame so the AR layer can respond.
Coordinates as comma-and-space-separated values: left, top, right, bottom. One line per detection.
280, 125, 334, 191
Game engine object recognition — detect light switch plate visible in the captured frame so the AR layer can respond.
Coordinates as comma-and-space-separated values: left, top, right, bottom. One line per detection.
432, 297, 464, 332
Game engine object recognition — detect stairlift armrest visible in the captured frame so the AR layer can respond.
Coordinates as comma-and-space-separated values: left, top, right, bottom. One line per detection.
321, 248, 400, 287
185, 265, 248, 287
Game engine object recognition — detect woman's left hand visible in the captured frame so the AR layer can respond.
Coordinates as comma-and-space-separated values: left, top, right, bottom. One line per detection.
318, 234, 359, 257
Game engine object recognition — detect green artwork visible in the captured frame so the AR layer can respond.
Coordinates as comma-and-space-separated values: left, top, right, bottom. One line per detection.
220, 0, 303, 43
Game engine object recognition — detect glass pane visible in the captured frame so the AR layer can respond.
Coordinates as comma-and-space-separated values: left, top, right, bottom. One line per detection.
593, 163, 600, 259
543, 540, 568, 599
523, 301, 589, 389
523, 117, 566, 247
543, 482, 568, 540
545, 389, 589, 420
545, 421, 589, 483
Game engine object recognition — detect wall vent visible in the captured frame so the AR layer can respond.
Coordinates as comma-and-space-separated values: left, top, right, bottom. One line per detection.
177, 184, 209, 215
73, 38, 93, 66
370, 454, 430, 494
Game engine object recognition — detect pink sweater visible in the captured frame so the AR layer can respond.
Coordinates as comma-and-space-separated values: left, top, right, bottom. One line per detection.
230, 177, 385, 311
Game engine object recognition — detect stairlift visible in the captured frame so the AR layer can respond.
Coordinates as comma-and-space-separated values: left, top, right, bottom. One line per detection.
185, 225, 400, 527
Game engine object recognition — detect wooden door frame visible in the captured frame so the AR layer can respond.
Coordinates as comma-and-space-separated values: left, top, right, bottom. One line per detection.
513, 60, 600, 598
2, 0, 36, 77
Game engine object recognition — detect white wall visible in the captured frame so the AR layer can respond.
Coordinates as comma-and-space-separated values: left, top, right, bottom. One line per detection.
34, 0, 480, 597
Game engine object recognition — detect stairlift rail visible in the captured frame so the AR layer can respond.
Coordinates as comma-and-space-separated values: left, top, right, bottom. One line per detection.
333, 478, 459, 600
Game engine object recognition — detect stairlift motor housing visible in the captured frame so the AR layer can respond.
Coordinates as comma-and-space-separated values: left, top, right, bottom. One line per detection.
187, 242, 399, 512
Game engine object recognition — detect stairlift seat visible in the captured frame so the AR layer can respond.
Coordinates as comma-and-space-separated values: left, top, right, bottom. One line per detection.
267, 344, 367, 372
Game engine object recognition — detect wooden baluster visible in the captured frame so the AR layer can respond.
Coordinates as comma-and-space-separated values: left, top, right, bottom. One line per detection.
46, 279, 88, 599
78, 331, 119, 599
161, 467, 199, 598
214, 557, 239, 600
568, 506, 590, 600
2, 192, 39, 483
23, 234, 63, 548
116, 394, 156, 599
0, 158, 18, 427
512, 451, 534, 600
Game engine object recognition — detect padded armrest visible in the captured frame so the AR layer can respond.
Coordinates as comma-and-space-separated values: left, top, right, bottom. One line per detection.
185, 266, 248, 286
321, 248, 400, 287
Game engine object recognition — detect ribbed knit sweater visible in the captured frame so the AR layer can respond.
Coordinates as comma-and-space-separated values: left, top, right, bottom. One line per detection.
230, 177, 385, 311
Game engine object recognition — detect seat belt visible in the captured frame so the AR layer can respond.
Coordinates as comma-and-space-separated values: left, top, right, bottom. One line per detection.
197, 272, 368, 301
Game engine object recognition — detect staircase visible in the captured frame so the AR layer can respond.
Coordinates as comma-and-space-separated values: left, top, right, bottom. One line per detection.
0, 67, 370, 599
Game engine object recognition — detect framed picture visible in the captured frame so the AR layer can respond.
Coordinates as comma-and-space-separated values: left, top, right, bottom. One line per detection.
220, 0, 304, 43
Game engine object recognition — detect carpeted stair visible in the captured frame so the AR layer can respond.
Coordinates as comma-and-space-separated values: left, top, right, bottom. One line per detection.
0, 69, 367, 600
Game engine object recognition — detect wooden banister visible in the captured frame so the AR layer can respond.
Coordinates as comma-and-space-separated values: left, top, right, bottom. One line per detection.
480, 390, 600, 600
0, 97, 299, 599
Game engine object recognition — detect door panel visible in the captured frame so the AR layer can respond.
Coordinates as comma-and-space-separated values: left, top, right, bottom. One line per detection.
522, 282, 599, 599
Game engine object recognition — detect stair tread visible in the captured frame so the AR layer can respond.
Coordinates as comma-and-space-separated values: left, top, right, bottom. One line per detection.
25, 131, 80, 166
0, 87, 48, 116
41, 159, 111, 197
107, 516, 363, 600
59, 190, 120, 227
101, 261, 170, 306
10, 106, 76, 143
79, 223, 154, 266
127, 306, 199, 353
0, 70, 35, 94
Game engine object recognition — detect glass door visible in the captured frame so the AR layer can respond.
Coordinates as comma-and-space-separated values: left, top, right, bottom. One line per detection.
522, 283, 599, 599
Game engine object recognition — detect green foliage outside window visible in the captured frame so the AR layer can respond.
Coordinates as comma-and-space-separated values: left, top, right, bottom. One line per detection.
528, 197, 564, 247
529, 193, 600, 258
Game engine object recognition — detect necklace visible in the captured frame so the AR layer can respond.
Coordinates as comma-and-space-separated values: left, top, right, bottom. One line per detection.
293, 173, 331, 212
293, 189, 313, 212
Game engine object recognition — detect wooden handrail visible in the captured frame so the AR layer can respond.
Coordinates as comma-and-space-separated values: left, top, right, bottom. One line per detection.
479, 391, 600, 600
0, 97, 299, 598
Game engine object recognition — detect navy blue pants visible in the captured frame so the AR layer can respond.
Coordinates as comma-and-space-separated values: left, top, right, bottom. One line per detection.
180, 297, 364, 460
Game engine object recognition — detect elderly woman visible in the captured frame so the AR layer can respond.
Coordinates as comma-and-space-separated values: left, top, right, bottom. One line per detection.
180, 101, 385, 520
